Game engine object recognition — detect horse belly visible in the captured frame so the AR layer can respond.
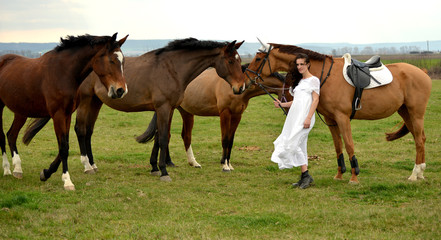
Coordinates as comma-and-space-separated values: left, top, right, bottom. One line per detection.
355, 85, 404, 120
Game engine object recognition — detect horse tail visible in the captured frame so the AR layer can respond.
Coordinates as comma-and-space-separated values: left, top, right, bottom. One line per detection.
385, 123, 409, 141
23, 118, 51, 145
136, 112, 157, 143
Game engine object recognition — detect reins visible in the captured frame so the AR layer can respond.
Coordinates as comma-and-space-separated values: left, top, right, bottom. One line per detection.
316, 56, 337, 126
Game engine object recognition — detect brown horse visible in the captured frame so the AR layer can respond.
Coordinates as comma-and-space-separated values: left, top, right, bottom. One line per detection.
166, 66, 292, 171
246, 42, 432, 183
25, 38, 248, 182
0, 33, 128, 190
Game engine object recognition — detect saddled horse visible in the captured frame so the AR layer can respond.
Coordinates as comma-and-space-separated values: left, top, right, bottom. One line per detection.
246, 42, 432, 183
154, 66, 292, 171
0, 33, 128, 190
25, 38, 248, 182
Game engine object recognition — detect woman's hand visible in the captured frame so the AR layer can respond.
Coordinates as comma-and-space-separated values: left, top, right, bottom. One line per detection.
303, 118, 311, 129
273, 99, 282, 108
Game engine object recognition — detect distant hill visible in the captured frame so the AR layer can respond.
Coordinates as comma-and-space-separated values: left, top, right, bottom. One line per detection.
1, 39, 441, 58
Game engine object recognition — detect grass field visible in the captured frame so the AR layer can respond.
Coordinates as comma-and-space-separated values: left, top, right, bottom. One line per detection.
0, 80, 440, 239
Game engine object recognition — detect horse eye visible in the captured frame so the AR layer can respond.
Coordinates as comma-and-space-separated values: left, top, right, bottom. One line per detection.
256, 58, 261, 61
228, 60, 233, 64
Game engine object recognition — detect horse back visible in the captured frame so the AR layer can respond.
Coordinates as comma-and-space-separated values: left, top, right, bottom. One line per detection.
386, 62, 432, 96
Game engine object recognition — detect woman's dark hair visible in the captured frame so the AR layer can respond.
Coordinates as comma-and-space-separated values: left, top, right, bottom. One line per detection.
286, 53, 310, 88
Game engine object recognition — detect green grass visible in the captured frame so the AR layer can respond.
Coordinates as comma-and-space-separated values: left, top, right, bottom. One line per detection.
0, 81, 440, 239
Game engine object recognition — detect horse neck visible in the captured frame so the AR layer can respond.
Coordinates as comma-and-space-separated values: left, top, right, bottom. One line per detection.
51, 45, 104, 83
269, 49, 296, 72
166, 48, 222, 88
243, 77, 284, 100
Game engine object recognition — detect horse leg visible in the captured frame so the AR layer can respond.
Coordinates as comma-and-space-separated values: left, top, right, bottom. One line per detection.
178, 107, 201, 168
0, 104, 12, 176
396, 106, 426, 181
155, 107, 174, 182
224, 114, 242, 171
325, 117, 346, 180
42, 113, 74, 190
164, 123, 176, 168
74, 95, 103, 174
220, 110, 232, 171
335, 115, 359, 184
149, 132, 161, 176
6, 114, 27, 179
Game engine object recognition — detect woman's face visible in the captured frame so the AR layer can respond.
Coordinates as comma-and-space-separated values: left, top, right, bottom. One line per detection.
296, 58, 309, 74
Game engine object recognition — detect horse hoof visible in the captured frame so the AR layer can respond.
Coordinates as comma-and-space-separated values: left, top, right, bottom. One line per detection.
92, 164, 98, 172
64, 185, 76, 191
222, 168, 231, 172
151, 171, 161, 176
333, 175, 343, 180
84, 169, 95, 175
13, 172, 23, 179
189, 162, 202, 168
167, 162, 176, 167
160, 175, 172, 182
408, 176, 418, 181
40, 170, 48, 181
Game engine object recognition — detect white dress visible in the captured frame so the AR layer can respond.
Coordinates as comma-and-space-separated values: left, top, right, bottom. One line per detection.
271, 76, 320, 169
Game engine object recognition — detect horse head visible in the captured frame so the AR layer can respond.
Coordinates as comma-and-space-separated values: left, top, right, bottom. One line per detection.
214, 40, 248, 95
91, 33, 129, 99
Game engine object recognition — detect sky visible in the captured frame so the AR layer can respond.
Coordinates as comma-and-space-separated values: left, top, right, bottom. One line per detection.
1, 0, 441, 45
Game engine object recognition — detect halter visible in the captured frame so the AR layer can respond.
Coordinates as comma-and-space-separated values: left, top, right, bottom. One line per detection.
244, 46, 289, 115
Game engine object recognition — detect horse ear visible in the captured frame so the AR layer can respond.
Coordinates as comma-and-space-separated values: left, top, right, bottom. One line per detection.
257, 37, 270, 52
226, 40, 237, 54
235, 40, 245, 50
111, 33, 118, 43
118, 34, 129, 47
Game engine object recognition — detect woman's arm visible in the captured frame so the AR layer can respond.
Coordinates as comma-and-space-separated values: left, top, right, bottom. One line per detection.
303, 91, 319, 128
274, 99, 292, 108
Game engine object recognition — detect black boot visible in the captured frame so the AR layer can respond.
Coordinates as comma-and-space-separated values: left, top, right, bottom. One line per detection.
291, 174, 303, 188
299, 170, 314, 189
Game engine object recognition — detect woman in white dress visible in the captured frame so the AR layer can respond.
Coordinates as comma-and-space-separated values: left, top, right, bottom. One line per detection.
271, 53, 320, 189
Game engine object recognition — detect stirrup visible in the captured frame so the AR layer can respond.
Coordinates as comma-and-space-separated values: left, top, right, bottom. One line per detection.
355, 98, 362, 110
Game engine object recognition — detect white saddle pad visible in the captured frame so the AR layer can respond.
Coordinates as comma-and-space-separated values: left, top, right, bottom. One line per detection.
342, 53, 393, 89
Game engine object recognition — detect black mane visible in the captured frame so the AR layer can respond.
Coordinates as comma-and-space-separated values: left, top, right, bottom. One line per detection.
55, 34, 112, 52
155, 38, 228, 55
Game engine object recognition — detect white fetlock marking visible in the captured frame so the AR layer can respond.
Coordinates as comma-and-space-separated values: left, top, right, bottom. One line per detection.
3, 153, 11, 176
12, 152, 23, 174
222, 162, 230, 171
228, 163, 234, 171
81, 155, 94, 173
92, 163, 98, 172
408, 164, 420, 181
417, 163, 426, 179
186, 146, 201, 168
62, 172, 75, 190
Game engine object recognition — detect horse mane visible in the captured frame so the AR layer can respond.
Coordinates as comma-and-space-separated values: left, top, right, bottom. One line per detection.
55, 34, 113, 52
155, 38, 227, 55
269, 43, 329, 61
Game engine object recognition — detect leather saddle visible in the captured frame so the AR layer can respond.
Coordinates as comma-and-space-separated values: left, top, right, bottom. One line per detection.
346, 55, 383, 119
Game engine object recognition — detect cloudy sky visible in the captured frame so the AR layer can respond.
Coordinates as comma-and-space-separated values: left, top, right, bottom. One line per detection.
1, 0, 440, 44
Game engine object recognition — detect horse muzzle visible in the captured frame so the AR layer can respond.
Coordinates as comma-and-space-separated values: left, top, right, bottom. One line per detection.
232, 81, 246, 95
108, 84, 128, 99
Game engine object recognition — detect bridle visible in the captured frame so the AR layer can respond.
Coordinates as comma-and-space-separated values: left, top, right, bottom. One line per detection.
244, 46, 288, 115
244, 45, 273, 85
